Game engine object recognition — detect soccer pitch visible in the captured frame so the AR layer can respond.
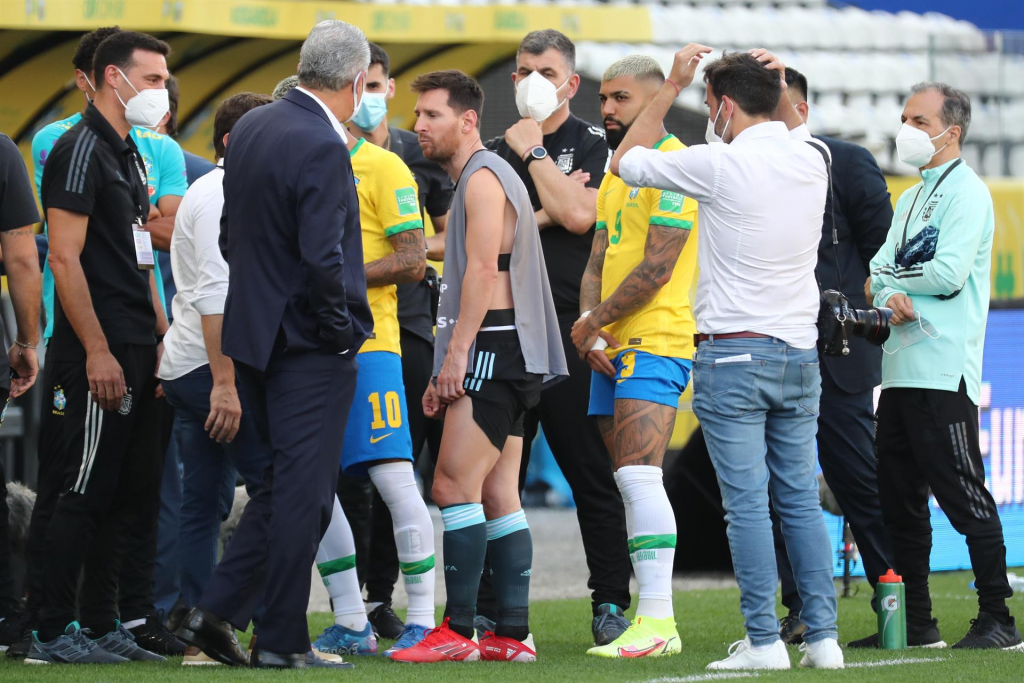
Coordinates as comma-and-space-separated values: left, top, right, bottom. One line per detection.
2, 570, 1021, 682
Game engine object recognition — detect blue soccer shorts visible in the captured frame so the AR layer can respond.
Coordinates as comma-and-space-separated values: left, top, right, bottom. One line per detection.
341, 351, 414, 477
588, 349, 692, 417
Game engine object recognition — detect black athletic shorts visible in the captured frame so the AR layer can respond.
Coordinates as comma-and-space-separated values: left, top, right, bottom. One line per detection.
462, 309, 542, 451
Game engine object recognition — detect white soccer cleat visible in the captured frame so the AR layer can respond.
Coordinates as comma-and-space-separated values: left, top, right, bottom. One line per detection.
706, 637, 791, 670
799, 638, 845, 669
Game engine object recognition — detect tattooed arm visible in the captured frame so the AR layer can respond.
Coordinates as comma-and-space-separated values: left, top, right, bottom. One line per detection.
579, 229, 609, 314
586, 224, 689, 331
364, 229, 427, 288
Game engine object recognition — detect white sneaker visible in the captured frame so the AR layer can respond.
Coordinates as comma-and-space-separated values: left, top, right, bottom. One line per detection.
799, 638, 845, 669
707, 638, 790, 670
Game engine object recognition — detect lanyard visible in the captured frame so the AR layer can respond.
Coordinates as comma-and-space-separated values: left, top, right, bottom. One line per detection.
128, 150, 148, 225
900, 158, 961, 250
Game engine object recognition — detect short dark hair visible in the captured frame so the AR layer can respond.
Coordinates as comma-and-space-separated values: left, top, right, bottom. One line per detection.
72, 26, 120, 74
702, 52, 781, 117
518, 29, 575, 73
784, 67, 809, 103
213, 92, 272, 159
165, 74, 179, 137
93, 31, 170, 90
411, 70, 484, 119
369, 43, 389, 78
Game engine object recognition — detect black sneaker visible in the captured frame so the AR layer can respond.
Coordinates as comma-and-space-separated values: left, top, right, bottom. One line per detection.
367, 604, 404, 640
952, 613, 1024, 650
779, 614, 807, 645
127, 617, 187, 656
5, 627, 32, 659
591, 603, 629, 646
0, 612, 25, 651
848, 618, 947, 649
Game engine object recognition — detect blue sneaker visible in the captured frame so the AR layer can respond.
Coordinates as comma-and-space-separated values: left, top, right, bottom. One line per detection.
383, 623, 429, 658
25, 622, 129, 664
312, 623, 377, 656
88, 621, 166, 662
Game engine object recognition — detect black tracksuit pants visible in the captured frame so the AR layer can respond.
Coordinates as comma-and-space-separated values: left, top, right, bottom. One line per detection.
876, 379, 1013, 628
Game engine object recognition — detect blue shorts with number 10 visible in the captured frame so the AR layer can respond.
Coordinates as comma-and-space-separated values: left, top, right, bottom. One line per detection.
341, 351, 413, 478
588, 349, 692, 416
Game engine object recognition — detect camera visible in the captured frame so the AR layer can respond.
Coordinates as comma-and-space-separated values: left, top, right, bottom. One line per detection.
817, 289, 892, 356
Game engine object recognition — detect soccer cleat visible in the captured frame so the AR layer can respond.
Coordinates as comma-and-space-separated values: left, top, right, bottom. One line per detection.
127, 617, 187, 656
311, 623, 378, 656
88, 622, 166, 661
706, 638, 790, 670
480, 632, 537, 662
368, 604, 405, 640
592, 603, 629, 646
25, 622, 129, 665
474, 615, 496, 640
586, 615, 681, 658
183, 645, 222, 666
798, 638, 844, 669
387, 618, 481, 663
383, 624, 430, 658
848, 618, 947, 649
951, 613, 1024, 650
779, 614, 807, 645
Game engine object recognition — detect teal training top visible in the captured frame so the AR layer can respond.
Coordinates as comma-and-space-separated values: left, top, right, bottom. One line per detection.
32, 113, 188, 338
869, 157, 994, 404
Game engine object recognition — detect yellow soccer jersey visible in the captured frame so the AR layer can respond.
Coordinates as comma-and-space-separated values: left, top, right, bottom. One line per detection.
350, 138, 423, 355
596, 134, 699, 360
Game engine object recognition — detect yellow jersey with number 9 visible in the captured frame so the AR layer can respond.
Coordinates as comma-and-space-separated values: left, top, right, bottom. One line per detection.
350, 139, 423, 355
595, 135, 698, 360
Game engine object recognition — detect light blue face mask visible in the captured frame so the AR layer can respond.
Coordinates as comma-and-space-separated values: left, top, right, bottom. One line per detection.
352, 92, 388, 132
884, 313, 940, 355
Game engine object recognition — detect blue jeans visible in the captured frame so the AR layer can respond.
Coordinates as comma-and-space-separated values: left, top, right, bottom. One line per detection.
162, 365, 266, 610
691, 337, 837, 646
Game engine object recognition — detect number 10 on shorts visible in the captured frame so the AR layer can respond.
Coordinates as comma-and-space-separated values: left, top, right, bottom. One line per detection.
368, 391, 402, 429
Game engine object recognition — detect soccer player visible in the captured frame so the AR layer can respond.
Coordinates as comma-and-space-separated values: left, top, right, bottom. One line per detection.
390, 70, 567, 664
570, 55, 699, 659
307, 90, 436, 658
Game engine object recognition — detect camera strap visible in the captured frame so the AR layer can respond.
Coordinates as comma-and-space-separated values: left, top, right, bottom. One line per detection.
804, 139, 841, 295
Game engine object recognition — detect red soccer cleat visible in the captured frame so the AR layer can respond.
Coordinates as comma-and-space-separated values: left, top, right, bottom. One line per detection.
387, 618, 481, 663
480, 632, 537, 662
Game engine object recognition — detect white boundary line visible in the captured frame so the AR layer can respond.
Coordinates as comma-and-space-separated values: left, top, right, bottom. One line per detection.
644, 656, 947, 682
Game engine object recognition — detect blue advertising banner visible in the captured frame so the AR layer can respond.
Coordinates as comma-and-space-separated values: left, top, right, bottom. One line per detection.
826, 308, 1024, 578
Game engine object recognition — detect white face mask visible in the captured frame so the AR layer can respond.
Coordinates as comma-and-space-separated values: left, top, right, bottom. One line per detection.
114, 67, 169, 129
895, 123, 951, 168
883, 312, 940, 355
705, 101, 731, 144
342, 72, 366, 124
515, 71, 569, 122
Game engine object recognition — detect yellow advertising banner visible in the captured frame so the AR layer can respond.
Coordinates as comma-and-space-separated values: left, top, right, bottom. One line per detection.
1, 0, 652, 43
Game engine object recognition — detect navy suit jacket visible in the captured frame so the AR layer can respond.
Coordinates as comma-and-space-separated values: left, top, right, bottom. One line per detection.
815, 135, 893, 394
219, 89, 372, 371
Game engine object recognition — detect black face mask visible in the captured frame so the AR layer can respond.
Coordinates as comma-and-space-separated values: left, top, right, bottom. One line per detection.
604, 119, 630, 150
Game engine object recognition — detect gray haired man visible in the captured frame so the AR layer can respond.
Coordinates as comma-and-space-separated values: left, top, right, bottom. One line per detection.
174, 20, 373, 670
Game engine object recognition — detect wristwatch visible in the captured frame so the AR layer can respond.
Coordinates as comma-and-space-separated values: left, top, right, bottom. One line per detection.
523, 146, 548, 167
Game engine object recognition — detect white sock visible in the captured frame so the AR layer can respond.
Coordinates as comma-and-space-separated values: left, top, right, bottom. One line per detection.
614, 469, 636, 540
316, 496, 368, 631
369, 462, 436, 628
615, 465, 676, 620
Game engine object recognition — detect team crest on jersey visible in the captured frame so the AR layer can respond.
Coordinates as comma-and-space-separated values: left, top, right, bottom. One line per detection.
629, 187, 640, 199
53, 387, 67, 413
119, 388, 133, 416
921, 195, 941, 221
556, 153, 573, 174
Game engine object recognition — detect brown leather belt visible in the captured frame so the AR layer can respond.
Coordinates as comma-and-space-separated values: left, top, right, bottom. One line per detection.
694, 331, 772, 347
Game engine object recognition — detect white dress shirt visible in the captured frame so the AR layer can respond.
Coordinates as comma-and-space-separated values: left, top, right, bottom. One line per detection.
620, 122, 828, 349
158, 163, 229, 381
295, 86, 349, 144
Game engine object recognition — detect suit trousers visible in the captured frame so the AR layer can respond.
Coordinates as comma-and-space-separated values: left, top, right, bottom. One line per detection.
200, 351, 357, 655
772, 365, 892, 615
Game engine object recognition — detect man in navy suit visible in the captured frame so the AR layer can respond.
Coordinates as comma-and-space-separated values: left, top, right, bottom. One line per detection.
175, 20, 373, 670
771, 67, 895, 643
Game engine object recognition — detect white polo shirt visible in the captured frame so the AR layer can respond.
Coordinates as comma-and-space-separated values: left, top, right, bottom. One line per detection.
619, 122, 828, 349
159, 162, 228, 381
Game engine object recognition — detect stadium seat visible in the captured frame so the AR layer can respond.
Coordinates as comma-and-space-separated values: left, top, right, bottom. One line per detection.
1010, 144, 1024, 177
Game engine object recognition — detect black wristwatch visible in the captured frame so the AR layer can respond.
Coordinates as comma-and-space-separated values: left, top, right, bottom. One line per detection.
523, 146, 548, 168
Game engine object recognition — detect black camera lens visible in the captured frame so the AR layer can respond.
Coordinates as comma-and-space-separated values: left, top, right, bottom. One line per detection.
850, 307, 892, 346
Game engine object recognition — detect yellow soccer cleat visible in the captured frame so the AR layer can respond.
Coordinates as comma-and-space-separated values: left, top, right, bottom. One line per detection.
586, 616, 681, 658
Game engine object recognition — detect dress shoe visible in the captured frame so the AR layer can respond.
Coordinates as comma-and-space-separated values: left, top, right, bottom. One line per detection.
174, 607, 248, 667
251, 649, 354, 669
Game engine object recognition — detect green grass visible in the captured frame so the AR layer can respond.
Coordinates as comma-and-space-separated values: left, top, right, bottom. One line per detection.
2, 570, 1022, 682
